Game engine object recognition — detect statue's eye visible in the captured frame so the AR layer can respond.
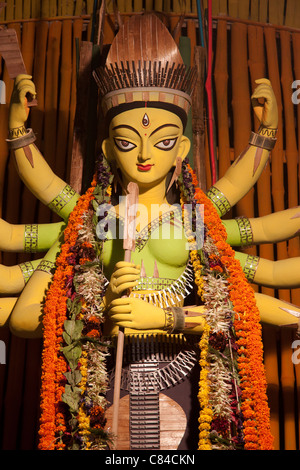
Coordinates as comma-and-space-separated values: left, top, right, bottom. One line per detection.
114, 139, 136, 151
155, 138, 177, 150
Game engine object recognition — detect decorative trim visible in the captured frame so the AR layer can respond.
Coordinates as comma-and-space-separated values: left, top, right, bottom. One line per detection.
113, 336, 198, 393
258, 126, 277, 138
24, 224, 38, 252
236, 216, 253, 246
206, 186, 231, 216
163, 308, 174, 332
131, 260, 194, 308
36, 259, 56, 275
8, 125, 27, 139
48, 184, 76, 215
6, 128, 36, 150
243, 254, 259, 282
249, 131, 277, 151
19, 261, 35, 284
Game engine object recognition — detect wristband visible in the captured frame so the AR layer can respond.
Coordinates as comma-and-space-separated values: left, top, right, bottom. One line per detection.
6, 128, 36, 150
163, 306, 185, 333
249, 126, 277, 151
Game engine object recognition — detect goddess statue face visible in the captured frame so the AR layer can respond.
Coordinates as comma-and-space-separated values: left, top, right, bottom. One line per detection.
102, 107, 190, 188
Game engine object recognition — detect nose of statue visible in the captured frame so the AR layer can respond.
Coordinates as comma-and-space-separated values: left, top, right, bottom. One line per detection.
139, 140, 151, 161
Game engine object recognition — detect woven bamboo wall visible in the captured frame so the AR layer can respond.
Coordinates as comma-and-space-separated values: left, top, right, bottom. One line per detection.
0, 0, 300, 450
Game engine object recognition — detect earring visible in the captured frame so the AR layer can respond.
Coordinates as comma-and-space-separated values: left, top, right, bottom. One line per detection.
166, 157, 182, 193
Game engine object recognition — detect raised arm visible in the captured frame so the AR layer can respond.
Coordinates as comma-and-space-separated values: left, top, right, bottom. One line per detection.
8, 74, 79, 221
207, 79, 278, 216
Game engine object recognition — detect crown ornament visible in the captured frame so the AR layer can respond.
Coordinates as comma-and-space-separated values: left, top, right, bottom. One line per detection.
93, 14, 196, 127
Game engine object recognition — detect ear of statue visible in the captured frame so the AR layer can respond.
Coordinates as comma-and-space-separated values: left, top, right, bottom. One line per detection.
102, 138, 113, 162
177, 135, 191, 162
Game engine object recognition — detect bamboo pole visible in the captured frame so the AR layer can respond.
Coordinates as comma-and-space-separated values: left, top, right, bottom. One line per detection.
230, 22, 257, 271
69, 40, 93, 194
192, 46, 206, 190
5, 0, 14, 21
66, 18, 83, 183
30, 21, 49, 150
292, 32, 300, 229
268, 0, 285, 26
280, 328, 297, 450
186, 19, 196, 67
213, 19, 231, 179
259, 0, 268, 23
55, 19, 72, 181
31, 0, 41, 19
264, 26, 289, 303
248, 24, 274, 298
247, 22, 281, 449
37, 20, 62, 224
280, 30, 300, 307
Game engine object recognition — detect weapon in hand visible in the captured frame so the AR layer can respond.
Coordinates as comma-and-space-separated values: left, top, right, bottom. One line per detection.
111, 181, 139, 448
0, 27, 37, 106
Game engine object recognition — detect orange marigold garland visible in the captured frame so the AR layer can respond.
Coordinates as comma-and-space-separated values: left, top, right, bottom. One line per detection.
39, 177, 97, 450
39, 155, 113, 450
181, 160, 273, 450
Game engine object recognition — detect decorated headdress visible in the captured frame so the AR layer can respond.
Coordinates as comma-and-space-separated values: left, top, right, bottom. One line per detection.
93, 14, 196, 129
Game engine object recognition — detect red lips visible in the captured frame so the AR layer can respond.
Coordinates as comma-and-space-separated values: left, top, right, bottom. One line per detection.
137, 164, 153, 171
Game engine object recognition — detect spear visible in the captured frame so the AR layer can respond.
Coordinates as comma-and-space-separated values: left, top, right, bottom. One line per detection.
111, 181, 139, 448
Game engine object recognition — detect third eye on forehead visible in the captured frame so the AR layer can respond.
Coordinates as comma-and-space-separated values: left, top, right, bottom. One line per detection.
112, 123, 180, 138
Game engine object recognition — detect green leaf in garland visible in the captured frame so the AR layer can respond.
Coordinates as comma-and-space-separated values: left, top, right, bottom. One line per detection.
61, 384, 82, 414
64, 369, 82, 387
62, 342, 82, 370
63, 319, 84, 345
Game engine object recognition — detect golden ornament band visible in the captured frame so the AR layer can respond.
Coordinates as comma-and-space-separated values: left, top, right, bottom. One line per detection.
249, 129, 277, 151
206, 186, 231, 216
48, 184, 76, 216
36, 260, 56, 275
8, 125, 27, 139
236, 216, 253, 246
163, 306, 185, 334
24, 224, 38, 252
258, 125, 277, 138
243, 254, 260, 282
6, 128, 36, 150
19, 261, 35, 284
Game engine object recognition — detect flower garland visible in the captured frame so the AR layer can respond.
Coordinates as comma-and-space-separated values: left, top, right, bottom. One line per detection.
39, 150, 273, 451
180, 159, 273, 450
198, 322, 213, 450
39, 157, 113, 450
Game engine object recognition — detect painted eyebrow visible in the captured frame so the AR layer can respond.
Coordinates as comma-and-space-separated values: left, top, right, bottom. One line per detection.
112, 124, 141, 137
149, 124, 180, 137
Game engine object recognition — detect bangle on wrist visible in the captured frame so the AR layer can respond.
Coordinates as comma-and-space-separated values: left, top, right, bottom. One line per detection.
6, 128, 36, 150
163, 307, 185, 334
8, 125, 27, 139
249, 125, 277, 151
258, 125, 277, 138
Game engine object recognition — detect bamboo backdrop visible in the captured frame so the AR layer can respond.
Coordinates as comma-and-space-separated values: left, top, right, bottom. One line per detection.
0, 0, 300, 450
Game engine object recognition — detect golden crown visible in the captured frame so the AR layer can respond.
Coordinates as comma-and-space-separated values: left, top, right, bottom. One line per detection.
93, 14, 196, 126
